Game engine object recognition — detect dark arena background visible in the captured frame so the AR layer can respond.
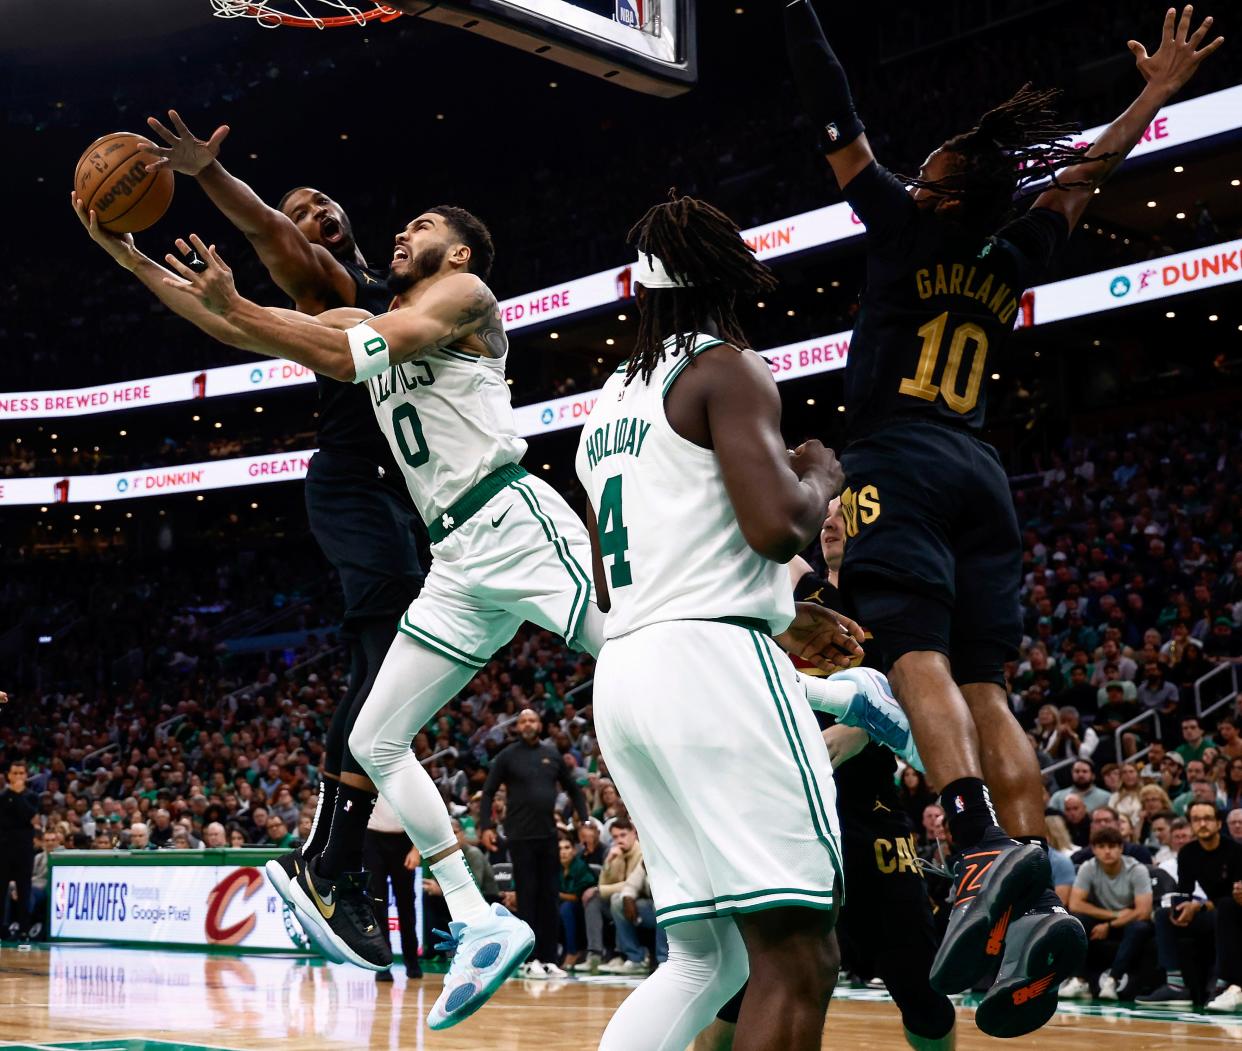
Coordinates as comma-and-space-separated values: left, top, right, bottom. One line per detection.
1, 2, 1241, 1048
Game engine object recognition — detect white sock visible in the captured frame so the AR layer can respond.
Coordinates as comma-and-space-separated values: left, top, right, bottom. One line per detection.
429, 850, 492, 925
797, 673, 856, 717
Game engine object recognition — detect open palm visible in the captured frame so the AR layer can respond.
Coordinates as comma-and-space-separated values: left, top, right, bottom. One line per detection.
140, 110, 230, 175
1129, 5, 1223, 97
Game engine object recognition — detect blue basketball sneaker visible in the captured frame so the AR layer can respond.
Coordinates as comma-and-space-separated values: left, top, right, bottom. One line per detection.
832, 666, 924, 770
427, 904, 536, 1031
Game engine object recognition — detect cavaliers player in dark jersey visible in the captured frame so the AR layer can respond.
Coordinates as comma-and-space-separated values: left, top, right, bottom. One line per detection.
694, 499, 954, 1051
78, 109, 429, 973
783, 2, 1222, 1036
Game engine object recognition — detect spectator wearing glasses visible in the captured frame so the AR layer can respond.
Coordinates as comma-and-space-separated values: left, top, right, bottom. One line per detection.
1138, 803, 1242, 1008
1069, 807, 1153, 866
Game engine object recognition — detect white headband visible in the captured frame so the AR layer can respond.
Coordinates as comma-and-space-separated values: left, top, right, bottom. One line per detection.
633, 251, 693, 289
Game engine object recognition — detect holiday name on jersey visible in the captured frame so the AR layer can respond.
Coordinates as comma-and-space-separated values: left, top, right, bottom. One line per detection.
583, 416, 653, 470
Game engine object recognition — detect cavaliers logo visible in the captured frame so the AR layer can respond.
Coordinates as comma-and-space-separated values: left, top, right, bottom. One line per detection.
205, 867, 263, 945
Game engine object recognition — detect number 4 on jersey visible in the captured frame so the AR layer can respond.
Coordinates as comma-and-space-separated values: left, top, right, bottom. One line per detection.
598, 474, 632, 587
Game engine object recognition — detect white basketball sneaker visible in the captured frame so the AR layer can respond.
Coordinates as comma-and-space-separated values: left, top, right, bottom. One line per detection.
427, 904, 535, 1030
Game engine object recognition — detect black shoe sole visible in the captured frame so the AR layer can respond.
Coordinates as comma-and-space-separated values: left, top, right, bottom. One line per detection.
975, 911, 1088, 1038
930, 844, 1049, 995
287, 865, 393, 971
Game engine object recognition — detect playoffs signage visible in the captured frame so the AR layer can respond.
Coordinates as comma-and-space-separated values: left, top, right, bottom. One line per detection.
50, 862, 304, 951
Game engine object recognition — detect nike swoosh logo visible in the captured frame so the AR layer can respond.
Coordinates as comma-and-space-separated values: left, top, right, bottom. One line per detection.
491, 506, 513, 529
305, 873, 335, 918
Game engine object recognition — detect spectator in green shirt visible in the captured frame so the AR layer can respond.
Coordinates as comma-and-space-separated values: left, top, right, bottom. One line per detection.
1176, 717, 1215, 766
558, 832, 597, 968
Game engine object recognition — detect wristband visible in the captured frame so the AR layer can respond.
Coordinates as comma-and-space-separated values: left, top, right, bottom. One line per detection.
347, 321, 392, 384
784, 0, 866, 153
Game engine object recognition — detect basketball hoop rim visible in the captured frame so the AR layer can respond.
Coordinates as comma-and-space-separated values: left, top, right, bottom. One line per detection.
213, 2, 403, 29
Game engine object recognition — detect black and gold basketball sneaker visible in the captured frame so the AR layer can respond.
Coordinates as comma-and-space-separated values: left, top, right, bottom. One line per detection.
288, 856, 392, 971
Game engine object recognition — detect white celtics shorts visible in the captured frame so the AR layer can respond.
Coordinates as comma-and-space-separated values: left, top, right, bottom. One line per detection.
593, 619, 843, 927
400, 469, 597, 667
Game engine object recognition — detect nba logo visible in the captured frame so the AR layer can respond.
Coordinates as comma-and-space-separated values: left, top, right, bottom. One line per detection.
615, 0, 644, 29
953, 795, 965, 814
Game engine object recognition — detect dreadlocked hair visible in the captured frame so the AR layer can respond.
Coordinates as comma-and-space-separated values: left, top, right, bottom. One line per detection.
900, 83, 1113, 235
625, 192, 777, 386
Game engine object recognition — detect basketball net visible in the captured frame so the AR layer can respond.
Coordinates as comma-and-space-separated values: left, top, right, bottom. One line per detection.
208, 0, 403, 29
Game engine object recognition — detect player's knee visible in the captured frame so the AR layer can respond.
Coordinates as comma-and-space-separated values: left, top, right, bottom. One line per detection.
346, 719, 384, 778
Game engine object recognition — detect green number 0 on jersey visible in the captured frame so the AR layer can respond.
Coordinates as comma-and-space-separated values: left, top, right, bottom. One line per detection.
391, 403, 430, 468
598, 474, 632, 587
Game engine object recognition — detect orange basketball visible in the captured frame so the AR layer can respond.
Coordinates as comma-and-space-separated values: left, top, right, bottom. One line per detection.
74, 132, 174, 233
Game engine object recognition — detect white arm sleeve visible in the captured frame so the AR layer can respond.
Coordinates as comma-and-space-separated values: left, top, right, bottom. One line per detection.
347, 320, 392, 383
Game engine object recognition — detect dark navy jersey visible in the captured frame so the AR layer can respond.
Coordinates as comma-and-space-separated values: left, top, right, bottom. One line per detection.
842, 162, 1068, 440
311, 259, 399, 470
793, 570, 902, 824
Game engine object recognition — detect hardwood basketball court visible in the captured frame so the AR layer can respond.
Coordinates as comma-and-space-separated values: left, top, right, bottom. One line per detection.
2, 945, 1237, 1050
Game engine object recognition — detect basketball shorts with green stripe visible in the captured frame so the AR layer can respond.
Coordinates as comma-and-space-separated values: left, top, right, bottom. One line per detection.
399, 472, 600, 664
594, 620, 843, 926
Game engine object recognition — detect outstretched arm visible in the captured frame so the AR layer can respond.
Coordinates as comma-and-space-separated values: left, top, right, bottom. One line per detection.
1033, 6, 1223, 229
164, 235, 493, 381
783, 0, 874, 189
72, 192, 280, 356
139, 110, 354, 311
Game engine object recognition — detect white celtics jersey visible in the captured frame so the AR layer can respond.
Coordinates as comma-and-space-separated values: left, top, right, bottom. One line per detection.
364, 343, 527, 526
574, 333, 795, 641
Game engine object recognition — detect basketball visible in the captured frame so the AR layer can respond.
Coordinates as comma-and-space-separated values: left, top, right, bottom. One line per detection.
73, 131, 173, 233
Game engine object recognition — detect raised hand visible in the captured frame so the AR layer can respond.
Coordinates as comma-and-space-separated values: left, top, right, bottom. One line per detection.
163, 233, 239, 315
1128, 6, 1224, 98
71, 192, 138, 269
140, 110, 230, 176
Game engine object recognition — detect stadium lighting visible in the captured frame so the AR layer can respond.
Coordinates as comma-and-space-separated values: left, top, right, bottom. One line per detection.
1209, 314, 1219, 321
1233, 179, 1241, 187
830, 280, 840, 288
126, 513, 132, 519
1146, 201, 1157, 208
1176, 212, 1187, 219
1166, 311, 1176, 318
606, 338, 615, 346
837, 405, 845, 412
196, 495, 204, 501
119, 430, 127, 436
73, 514, 80, 521
50, 433, 57, 439
214, 422, 223, 429
94, 504, 101, 511
40, 506, 47, 512
250, 503, 258, 510
1174, 165, 1184, 173
816, 287, 825, 293
618, 313, 627, 321
255, 406, 264, 413
542, 463, 551, 470
991, 373, 1001, 380
550, 332, 559, 340
757, 301, 766, 308
193, 415, 200, 421
787, 309, 796, 316
806, 398, 815, 405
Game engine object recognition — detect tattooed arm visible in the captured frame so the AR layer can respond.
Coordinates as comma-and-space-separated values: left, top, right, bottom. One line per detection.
166, 238, 507, 381
366, 272, 508, 364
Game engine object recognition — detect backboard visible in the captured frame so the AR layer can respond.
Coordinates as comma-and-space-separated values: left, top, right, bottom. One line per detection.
406, 0, 697, 96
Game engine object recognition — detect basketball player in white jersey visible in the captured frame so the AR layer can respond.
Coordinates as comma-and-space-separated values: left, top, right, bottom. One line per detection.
576, 195, 857, 1051
146, 211, 594, 1028
105, 205, 874, 1032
